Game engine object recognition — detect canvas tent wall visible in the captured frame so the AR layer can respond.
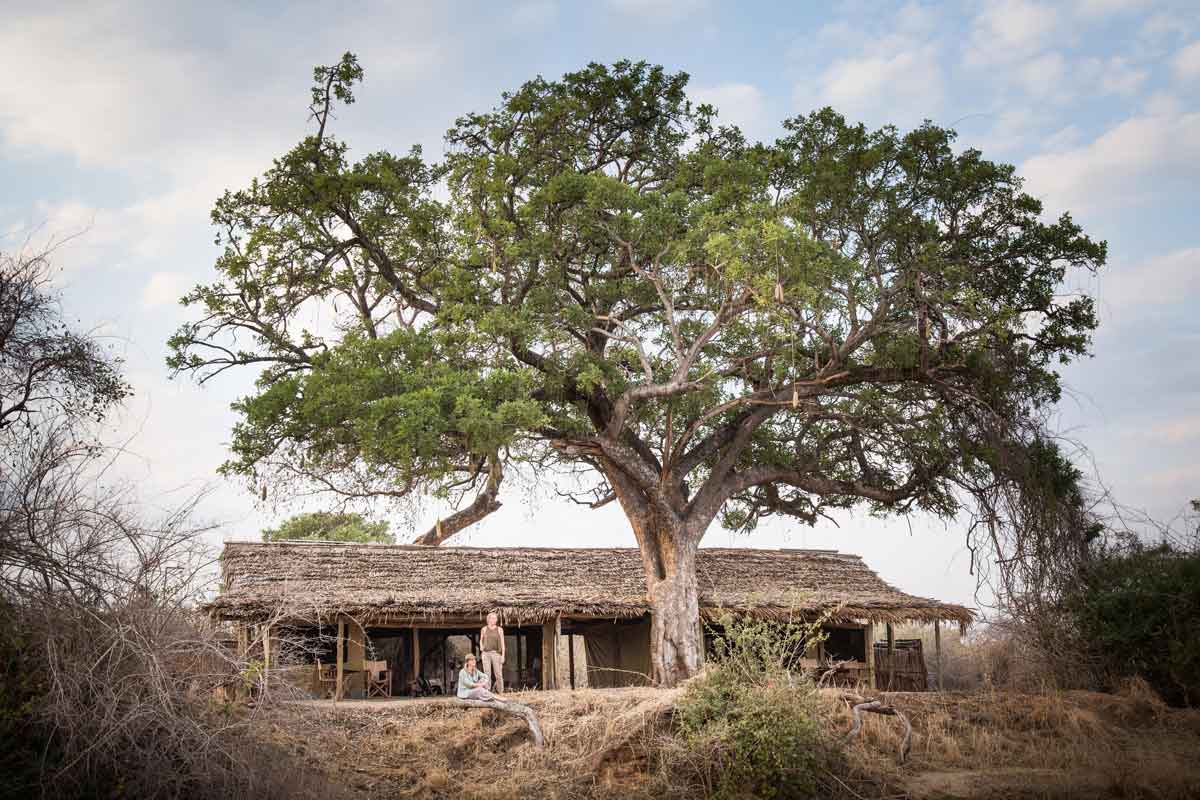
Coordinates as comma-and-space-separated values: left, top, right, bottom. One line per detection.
570, 618, 653, 688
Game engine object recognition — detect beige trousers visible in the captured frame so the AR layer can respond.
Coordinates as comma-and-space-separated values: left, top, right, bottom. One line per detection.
481, 650, 504, 692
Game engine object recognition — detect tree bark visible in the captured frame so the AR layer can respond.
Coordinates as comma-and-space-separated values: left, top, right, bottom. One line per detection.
411, 458, 502, 546
644, 534, 704, 686
603, 462, 706, 688
451, 698, 544, 748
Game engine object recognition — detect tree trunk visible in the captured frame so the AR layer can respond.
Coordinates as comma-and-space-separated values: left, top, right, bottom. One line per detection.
645, 536, 704, 687
604, 465, 706, 688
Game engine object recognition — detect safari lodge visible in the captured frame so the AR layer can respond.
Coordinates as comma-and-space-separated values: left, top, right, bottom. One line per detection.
207, 541, 973, 698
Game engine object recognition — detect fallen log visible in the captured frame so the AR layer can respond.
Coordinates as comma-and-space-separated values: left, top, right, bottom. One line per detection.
452, 698, 545, 748
842, 698, 912, 764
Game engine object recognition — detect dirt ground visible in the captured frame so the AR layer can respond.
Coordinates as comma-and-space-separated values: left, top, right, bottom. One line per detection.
259, 686, 1200, 799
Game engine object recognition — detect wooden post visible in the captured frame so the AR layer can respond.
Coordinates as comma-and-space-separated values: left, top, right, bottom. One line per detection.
235, 624, 250, 701
517, 632, 525, 689
864, 622, 876, 690
335, 618, 345, 702
613, 626, 623, 687
411, 626, 420, 692
935, 620, 943, 692
886, 622, 895, 692
568, 633, 576, 690
260, 623, 272, 699
542, 614, 560, 690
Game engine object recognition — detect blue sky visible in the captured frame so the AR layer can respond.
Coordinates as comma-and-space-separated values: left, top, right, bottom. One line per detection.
2, 0, 1198, 610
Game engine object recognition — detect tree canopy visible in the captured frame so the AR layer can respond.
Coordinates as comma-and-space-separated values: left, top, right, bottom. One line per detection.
260, 511, 393, 544
2, 248, 129, 435
169, 55, 1104, 683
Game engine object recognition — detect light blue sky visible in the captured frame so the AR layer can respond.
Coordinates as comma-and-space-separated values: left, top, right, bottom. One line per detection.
3, 0, 1198, 610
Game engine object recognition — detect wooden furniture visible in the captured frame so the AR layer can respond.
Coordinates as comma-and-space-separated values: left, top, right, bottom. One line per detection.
316, 660, 347, 699
409, 675, 444, 697
365, 659, 392, 698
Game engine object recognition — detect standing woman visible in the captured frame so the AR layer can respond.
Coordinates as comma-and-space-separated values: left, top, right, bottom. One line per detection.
480, 612, 506, 692
457, 654, 505, 702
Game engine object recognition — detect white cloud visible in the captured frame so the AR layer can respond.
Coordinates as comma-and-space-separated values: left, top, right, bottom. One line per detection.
511, 0, 558, 28
1019, 111, 1200, 215
0, 7, 226, 166
1174, 40, 1200, 81
966, 0, 1061, 65
692, 83, 770, 140
1143, 414, 1200, 444
141, 271, 190, 309
1018, 52, 1069, 99
800, 45, 944, 125
0, 5, 450, 170
1142, 90, 1182, 116
606, 0, 709, 22
969, 109, 1040, 154
1100, 248, 1200, 312
1074, 0, 1146, 18
1042, 124, 1084, 152
1080, 56, 1149, 96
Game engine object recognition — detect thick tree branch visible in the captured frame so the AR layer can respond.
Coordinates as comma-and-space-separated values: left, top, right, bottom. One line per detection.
411, 457, 504, 546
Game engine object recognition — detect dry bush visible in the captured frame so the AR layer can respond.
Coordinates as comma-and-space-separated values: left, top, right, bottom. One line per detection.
0, 371, 339, 796
5, 597, 339, 800
896, 621, 1062, 692
829, 688, 1200, 799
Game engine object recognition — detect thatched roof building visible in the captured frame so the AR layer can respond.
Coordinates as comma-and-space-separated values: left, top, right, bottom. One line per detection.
210, 541, 971, 695
209, 541, 972, 626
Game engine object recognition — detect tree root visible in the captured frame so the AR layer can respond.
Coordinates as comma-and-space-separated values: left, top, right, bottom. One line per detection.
840, 694, 912, 764
451, 698, 544, 748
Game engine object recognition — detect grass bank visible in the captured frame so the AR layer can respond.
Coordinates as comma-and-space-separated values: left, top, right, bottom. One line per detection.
258, 683, 1200, 799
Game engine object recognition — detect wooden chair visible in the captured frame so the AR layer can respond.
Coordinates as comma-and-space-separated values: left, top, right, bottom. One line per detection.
409, 675, 443, 696
364, 659, 392, 698
316, 660, 343, 699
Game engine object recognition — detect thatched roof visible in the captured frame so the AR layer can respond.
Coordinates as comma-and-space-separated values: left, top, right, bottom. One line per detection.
208, 541, 973, 627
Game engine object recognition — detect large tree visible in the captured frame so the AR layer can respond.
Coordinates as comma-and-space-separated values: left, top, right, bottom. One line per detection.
261, 511, 393, 544
169, 56, 1104, 685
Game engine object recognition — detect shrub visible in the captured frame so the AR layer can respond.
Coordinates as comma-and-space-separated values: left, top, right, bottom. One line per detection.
1063, 541, 1200, 706
673, 613, 845, 799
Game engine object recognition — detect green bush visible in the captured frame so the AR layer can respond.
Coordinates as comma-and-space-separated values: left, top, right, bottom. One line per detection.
1063, 541, 1200, 706
674, 613, 844, 799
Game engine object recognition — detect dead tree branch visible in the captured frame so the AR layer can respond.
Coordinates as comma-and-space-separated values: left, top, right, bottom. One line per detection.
451, 698, 544, 748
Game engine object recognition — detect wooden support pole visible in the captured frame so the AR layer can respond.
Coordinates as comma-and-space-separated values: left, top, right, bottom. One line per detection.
886, 623, 895, 691
542, 615, 561, 690
235, 624, 250, 702
568, 633, 576, 690
517, 633, 525, 689
935, 620, 943, 692
412, 626, 420, 691
335, 618, 345, 702
864, 622, 876, 690
260, 623, 272, 699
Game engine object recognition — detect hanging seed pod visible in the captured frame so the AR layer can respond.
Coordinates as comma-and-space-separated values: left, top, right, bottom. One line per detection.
774, 281, 785, 303
791, 385, 799, 408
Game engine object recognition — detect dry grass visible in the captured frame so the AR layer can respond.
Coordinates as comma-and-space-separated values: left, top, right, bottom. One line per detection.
263, 688, 679, 799
256, 684, 1200, 799
827, 684, 1200, 799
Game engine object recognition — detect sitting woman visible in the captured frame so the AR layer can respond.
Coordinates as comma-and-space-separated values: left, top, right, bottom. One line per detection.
457, 653, 507, 702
